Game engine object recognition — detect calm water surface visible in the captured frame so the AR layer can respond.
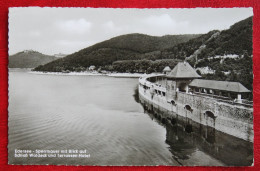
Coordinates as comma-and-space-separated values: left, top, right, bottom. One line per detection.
8, 69, 252, 166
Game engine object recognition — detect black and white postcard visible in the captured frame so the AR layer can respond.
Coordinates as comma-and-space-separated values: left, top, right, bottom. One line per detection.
8, 7, 253, 166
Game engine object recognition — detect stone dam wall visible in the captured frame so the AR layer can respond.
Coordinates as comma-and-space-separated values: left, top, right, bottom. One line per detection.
138, 78, 253, 142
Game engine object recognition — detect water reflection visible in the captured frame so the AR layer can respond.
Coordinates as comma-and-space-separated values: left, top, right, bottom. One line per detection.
133, 85, 140, 103
136, 88, 253, 166
8, 70, 253, 166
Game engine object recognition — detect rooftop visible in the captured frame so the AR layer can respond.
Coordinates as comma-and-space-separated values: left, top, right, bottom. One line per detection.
163, 66, 171, 72
189, 79, 250, 93
166, 62, 201, 79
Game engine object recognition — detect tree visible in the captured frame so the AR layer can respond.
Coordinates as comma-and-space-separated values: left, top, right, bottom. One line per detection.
196, 70, 201, 76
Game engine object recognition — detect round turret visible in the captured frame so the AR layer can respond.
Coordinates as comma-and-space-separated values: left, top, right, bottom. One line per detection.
163, 66, 171, 75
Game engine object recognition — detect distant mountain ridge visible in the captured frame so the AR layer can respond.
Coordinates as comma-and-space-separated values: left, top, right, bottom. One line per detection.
88, 33, 201, 53
34, 33, 201, 72
9, 50, 58, 68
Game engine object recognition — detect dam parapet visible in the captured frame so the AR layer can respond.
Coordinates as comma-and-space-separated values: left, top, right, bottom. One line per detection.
138, 62, 253, 142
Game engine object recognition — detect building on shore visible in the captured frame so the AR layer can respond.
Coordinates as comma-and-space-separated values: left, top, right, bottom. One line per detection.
139, 61, 253, 142
89, 65, 96, 71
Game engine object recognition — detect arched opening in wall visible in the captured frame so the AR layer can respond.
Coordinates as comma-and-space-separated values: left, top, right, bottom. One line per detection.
143, 104, 148, 110
171, 100, 176, 105
184, 105, 193, 112
171, 118, 177, 125
185, 124, 193, 133
205, 111, 216, 119
147, 104, 153, 113
194, 87, 200, 93
162, 92, 166, 97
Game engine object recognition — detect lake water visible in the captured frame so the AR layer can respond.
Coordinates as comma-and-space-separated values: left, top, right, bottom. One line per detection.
8, 69, 253, 166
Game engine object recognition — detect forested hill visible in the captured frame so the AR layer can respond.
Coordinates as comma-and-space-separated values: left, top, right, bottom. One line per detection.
157, 16, 253, 93
162, 16, 252, 62
194, 16, 253, 93
89, 33, 201, 53
9, 50, 58, 68
34, 16, 252, 83
33, 33, 200, 72
196, 16, 252, 60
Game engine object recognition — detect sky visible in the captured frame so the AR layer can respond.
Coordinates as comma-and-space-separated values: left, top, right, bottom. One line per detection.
9, 8, 253, 55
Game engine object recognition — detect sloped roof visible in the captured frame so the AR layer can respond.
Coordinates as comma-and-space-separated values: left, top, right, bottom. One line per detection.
189, 79, 250, 93
166, 62, 201, 78
163, 66, 171, 72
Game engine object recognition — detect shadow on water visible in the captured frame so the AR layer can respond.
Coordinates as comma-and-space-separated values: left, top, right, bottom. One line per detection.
133, 85, 140, 103
134, 87, 253, 166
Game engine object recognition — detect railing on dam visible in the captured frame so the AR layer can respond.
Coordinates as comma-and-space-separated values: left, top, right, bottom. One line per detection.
178, 91, 252, 108
191, 92, 253, 107
139, 76, 253, 108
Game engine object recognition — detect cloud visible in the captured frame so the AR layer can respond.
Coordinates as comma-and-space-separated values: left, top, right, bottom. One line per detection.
54, 39, 94, 53
142, 14, 189, 35
144, 14, 176, 28
102, 21, 123, 34
103, 21, 114, 30
57, 18, 92, 34
9, 8, 253, 55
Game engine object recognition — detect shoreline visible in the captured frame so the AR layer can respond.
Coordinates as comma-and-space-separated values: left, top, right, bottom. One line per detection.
26, 70, 154, 78
9, 68, 163, 78
106, 73, 145, 78
28, 71, 105, 76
